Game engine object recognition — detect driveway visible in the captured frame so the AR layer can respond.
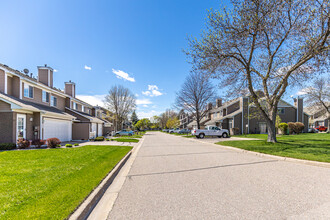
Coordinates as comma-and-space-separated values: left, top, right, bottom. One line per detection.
95, 132, 330, 219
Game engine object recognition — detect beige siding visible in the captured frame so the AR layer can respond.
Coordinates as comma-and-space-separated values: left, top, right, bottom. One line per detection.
0, 112, 16, 143
22, 84, 51, 106
38, 69, 49, 86
65, 84, 73, 97
0, 69, 5, 93
7, 76, 12, 95
0, 100, 11, 111
72, 123, 90, 140
52, 94, 66, 111
12, 76, 20, 98
50, 70, 53, 87
77, 104, 82, 111
227, 101, 240, 115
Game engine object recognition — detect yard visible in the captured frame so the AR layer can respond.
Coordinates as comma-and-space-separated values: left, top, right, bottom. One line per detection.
0, 145, 132, 219
217, 133, 330, 163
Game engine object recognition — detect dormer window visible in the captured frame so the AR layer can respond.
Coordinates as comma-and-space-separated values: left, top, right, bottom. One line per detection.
82, 105, 85, 112
73, 102, 77, 110
24, 84, 34, 98
42, 91, 50, 103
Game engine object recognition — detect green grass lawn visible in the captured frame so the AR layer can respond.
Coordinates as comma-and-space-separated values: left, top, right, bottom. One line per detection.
217, 133, 330, 162
113, 138, 139, 143
0, 145, 132, 219
115, 135, 143, 138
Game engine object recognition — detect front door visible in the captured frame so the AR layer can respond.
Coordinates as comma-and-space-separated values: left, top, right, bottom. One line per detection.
17, 114, 26, 140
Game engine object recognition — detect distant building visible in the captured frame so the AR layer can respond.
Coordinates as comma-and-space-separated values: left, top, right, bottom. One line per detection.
187, 95, 309, 134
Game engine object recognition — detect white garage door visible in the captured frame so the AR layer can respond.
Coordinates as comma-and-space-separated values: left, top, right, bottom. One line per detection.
98, 123, 103, 137
43, 118, 72, 142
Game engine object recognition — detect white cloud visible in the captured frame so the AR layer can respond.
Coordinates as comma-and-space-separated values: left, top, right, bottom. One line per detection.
137, 110, 162, 119
135, 93, 139, 97
296, 87, 310, 96
84, 65, 92, 70
76, 94, 105, 106
53, 69, 58, 72
142, 105, 148, 107
142, 85, 163, 97
136, 98, 152, 105
112, 69, 135, 82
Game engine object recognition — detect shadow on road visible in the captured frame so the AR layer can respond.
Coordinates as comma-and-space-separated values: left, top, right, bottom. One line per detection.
128, 160, 278, 178
137, 151, 232, 157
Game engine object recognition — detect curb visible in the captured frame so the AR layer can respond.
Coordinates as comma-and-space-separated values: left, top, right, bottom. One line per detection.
88, 135, 147, 220
68, 148, 133, 220
187, 136, 330, 169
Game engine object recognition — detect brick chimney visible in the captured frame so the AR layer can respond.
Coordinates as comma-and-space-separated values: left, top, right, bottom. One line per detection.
207, 102, 213, 110
297, 97, 303, 122
37, 64, 53, 87
64, 80, 76, 97
216, 98, 222, 108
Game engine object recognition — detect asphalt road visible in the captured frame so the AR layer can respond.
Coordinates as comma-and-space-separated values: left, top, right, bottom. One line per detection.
107, 132, 330, 219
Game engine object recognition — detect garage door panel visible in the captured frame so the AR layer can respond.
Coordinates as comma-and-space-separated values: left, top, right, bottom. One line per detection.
44, 118, 72, 142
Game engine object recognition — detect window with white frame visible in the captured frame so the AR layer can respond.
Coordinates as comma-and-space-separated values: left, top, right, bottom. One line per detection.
51, 96, 57, 107
73, 102, 77, 110
42, 91, 50, 103
24, 84, 34, 98
82, 105, 85, 112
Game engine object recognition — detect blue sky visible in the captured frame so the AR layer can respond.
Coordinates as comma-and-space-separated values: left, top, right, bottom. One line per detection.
0, 0, 225, 118
1, 0, 309, 118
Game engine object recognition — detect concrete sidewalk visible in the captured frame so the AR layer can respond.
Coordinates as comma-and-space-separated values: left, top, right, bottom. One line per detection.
90, 132, 330, 219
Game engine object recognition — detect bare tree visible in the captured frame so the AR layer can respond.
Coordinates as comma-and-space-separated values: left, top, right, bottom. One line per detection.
303, 76, 330, 132
186, 0, 330, 142
104, 85, 136, 131
158, 109, 177, 128
175, 72, 216, 129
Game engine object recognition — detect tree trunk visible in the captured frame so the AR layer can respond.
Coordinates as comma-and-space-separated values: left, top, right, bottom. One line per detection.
266, 110, 277, 143
266, 121, 277, 143
196, 111, 201, 129
197, 120, 200, 129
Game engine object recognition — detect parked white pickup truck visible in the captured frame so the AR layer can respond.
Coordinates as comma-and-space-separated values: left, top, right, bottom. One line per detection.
192, 126, 229, 139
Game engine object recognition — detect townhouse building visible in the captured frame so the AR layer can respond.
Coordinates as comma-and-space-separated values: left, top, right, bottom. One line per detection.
187, 95, 309, 134
0, 63, 104, 144
178, 110, 193, 129
93, 106, 114, 135
187, 102, 214, 129
305, 103, 329, 128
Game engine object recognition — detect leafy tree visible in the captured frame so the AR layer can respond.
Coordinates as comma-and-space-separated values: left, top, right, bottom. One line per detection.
166, 118, 180, 129
135, 118, 151, 130
186, 0, 330, 142
159, 109, 178, 128
131, 110, 139, 126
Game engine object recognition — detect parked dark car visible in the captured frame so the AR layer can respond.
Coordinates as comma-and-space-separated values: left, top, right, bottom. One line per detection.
178, 129, 191, 134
